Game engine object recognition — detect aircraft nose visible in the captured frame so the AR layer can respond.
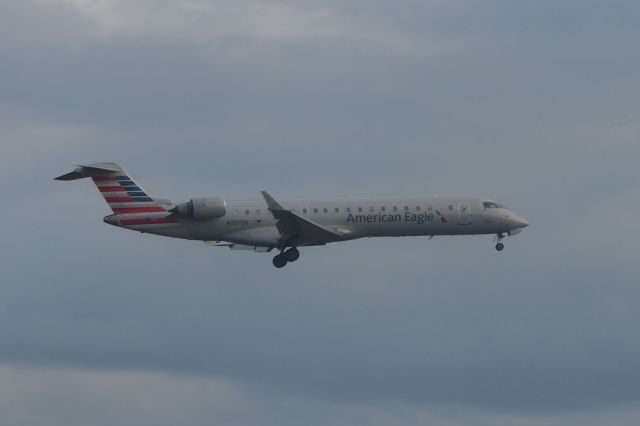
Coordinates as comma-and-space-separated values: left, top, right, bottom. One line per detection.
512, 214, 529, 228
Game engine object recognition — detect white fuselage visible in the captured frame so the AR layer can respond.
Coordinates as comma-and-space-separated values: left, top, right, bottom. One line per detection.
113, 196, 529, 248
57, 163, 529, 267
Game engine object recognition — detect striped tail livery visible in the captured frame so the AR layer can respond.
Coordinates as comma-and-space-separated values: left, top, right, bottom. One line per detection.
55, 163, 187, 237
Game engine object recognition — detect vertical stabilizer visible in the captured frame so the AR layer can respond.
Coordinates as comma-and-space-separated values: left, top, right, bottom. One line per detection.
55, 162, 168, 214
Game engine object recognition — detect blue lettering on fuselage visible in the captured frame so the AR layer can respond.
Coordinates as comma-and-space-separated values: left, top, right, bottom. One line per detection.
404, 212, 435, 225
346, 213, 402, 223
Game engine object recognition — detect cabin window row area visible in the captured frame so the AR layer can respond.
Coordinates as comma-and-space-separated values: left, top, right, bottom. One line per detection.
234, 205, 458, 216
302, 205, 455, 214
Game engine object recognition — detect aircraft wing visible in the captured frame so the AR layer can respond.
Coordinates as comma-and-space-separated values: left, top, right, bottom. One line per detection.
261, 191, 343, 245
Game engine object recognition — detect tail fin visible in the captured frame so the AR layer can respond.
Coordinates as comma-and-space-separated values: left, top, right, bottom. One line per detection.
55, 162, 170, 214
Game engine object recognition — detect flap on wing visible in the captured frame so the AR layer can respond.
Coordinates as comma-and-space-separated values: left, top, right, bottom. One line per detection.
261, 191, 343, 243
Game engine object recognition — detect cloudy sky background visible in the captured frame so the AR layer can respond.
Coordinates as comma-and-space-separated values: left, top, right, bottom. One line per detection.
2, 0, 640, 424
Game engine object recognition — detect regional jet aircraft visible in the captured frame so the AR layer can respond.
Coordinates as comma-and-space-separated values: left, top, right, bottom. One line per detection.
56, 163, 529, 268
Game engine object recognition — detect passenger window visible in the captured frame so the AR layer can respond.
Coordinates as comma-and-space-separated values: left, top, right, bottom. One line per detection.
335, 207, 340, 213
369, 206, 375, 212
404, 206, 409, 211
346, 207, 351, 213
244, 210, 250, 215
323, 208, 328, 214
393, 206, 398, 212
313, 208, 318, 214
302, 208, 307, 214
416, 206, 421, 211
358, 207, 363, 213
256, 209, 261, 215
449, 205, 453, 211
381, 206, 386, 212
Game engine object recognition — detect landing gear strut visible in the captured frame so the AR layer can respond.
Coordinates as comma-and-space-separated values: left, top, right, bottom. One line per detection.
272, 247, 300, 268
495, 233, 505, 251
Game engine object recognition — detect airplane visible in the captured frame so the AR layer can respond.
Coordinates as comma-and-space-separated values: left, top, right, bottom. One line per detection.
56, 162, 529, 268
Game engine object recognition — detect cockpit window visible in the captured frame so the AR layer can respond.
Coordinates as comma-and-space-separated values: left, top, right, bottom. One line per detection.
483, 202, 500, 208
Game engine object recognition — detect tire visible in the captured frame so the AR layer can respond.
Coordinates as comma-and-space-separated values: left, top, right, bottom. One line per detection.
495, 243, 505, 251
285, 248, 300, 262
273, 254, 287, 268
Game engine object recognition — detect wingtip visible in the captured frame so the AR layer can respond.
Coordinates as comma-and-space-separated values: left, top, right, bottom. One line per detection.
260, 190, 273, 200
260, 190, 284, 211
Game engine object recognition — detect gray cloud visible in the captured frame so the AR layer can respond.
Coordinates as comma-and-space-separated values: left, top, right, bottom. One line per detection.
5, 363, 640, 426
2, 0, 640, 424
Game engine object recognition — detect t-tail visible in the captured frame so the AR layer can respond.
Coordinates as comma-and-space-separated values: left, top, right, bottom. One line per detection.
55, 163, 187, 238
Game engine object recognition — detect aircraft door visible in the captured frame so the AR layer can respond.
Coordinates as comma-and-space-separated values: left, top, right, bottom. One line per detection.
458, 203, 471, 225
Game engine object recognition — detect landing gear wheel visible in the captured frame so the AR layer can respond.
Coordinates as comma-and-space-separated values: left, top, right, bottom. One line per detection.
285, 247, 300, 262
273, 254, 288, 268
495, 242, 505, 251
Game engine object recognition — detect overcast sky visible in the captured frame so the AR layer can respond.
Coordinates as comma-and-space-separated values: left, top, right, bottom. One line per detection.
2, 0, 640, 425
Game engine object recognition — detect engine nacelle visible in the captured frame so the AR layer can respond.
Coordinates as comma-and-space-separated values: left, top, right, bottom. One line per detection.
170, 197, 226, 220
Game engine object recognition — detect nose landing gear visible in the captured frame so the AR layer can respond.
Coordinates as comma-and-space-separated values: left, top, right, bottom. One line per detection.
272, 247, 300, 268
494, 233, 505, 251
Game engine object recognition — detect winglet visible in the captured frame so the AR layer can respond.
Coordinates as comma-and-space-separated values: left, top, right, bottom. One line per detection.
261, 191, 285, 211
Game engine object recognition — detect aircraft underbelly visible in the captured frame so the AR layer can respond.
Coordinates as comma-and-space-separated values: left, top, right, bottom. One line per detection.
126, 224, 190, 239
221, 226, 281, 246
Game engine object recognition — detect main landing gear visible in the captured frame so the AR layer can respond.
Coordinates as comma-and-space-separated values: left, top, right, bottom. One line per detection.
495, 233, 505, 251
272, 247, 300, 268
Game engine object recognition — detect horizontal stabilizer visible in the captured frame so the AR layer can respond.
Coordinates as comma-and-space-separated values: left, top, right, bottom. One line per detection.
55, 170, 86, 181
54, 163, 123, 181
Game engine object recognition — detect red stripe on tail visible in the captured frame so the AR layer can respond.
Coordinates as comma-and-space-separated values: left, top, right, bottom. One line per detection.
99, 186, 126, 192
105, 196, 134, 203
